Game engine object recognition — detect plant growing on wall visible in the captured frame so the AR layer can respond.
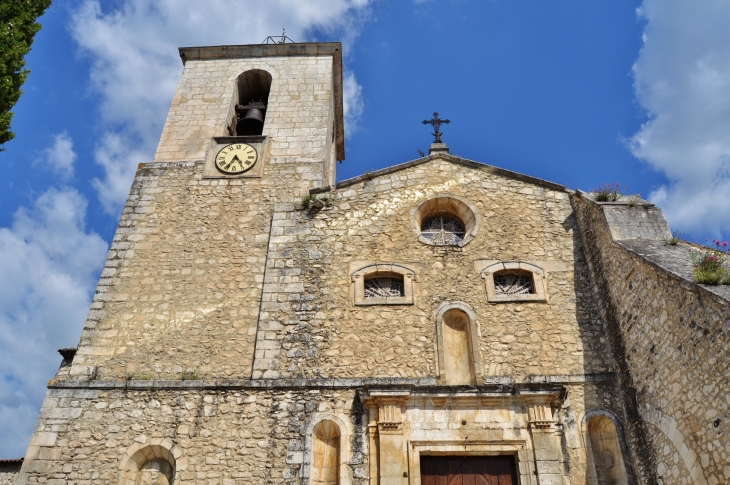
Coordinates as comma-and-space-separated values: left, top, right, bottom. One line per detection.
689, 240, 730, 285
591, 182, 625, 202
665, 231, 682, 246
301, 193, 314, 209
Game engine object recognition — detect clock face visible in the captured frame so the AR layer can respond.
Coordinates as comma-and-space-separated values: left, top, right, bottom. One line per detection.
214, 143, 258, 174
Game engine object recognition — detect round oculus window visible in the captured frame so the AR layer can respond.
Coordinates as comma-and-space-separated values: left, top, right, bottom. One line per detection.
420, 215, 466, 246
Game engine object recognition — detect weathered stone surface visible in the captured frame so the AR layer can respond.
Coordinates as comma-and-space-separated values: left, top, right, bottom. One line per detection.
0, 462, 21, 485
573, 195, 730, 485
16, 40, 727, 485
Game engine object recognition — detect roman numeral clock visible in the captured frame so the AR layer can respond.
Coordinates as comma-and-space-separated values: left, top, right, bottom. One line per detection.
215, 143, 258, 174
203, 136, 269, 178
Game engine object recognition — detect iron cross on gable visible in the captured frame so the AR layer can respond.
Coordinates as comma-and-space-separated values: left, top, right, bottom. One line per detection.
422, 112, 450, 143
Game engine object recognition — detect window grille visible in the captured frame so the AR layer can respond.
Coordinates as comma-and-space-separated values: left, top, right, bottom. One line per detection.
364, 277, 405, 298
493, 272, 535, 295
420, 216, 466, 245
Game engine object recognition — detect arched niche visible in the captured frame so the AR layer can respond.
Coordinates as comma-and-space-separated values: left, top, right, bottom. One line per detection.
303, 414, 353, 485
312, 420, 341, 485
582, 411, 630, 485
119, 441, 184, 485
434, 302, 480, 385
231, 69, 273, 136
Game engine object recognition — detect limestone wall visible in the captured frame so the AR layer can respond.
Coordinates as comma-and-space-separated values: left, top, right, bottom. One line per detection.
17, 386, 366, 485
253, 156, 613, 381
70, 49, 340, 380
573, 195, 730, 485
154, 54, 335, 170
70, 157, 324, 379
0, 464, 20, 485
18, 379, 622, 485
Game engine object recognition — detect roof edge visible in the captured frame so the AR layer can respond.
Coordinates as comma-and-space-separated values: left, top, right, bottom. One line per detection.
336, 153, 567, 192
178, 42, 345, 160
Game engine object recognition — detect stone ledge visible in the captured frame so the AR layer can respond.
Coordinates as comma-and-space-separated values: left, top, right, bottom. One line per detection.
617, 240, 730, 303
47, 373, 614, 391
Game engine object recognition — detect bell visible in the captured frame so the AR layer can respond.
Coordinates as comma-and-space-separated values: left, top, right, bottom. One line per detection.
237, 107, 265, 135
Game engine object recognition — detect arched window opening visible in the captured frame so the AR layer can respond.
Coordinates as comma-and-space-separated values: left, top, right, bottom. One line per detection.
364, 275, 405, 299
441, 308, 475, 385
481, 262, 547, 303
493, 270, 535, 296
352, 264, 415, 306
420, 215, 466, 246
136, 459, 174, 485
587, 416, 629, 485
311, 420, 341, 485
411, 194, 480, 247
234, 69, 272, 136
120, 444, 177, 485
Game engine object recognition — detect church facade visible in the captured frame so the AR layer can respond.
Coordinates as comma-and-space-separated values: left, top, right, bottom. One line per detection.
13, 42, 730, 485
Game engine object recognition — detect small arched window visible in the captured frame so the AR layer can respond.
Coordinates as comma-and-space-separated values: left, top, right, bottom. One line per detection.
119, 444, 181, 485
352, 264, 415, 306
311, 420, 341, 485
481, 262, 547, 303
411, 194, 480, 247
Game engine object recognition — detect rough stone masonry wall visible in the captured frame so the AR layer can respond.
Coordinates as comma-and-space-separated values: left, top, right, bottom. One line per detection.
252, 157, 614, 382
70, 55, 336, 380
154, 55, 334, 166
573, 196, 730, 485
18, 386, 366, 485
0, 466, 20, 485
70, 160, 324, 380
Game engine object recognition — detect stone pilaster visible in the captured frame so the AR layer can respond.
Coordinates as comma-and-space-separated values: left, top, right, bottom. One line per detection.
527, 403, 565, 485
363, 393, 410, 485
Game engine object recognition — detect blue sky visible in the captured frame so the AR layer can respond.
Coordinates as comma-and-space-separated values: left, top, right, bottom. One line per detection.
1, 0, 730, 457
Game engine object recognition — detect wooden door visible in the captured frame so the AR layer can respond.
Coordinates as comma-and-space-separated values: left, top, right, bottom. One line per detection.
420, 456, 518, 485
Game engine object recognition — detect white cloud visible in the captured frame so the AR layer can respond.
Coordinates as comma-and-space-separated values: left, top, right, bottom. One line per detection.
343, 70, 365, 136
91, 132, 149, 214
630, 0, 730, 238
37, 132, 76, 179
70, 0, 371, 214
0, 188, 108, 457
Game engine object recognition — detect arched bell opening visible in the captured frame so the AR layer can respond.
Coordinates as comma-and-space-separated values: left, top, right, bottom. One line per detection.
311, 420, 341, 485
234, 69, 272, 136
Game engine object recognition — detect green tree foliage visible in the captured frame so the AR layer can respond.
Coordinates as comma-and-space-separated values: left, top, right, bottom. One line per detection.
0, 0, 52, 150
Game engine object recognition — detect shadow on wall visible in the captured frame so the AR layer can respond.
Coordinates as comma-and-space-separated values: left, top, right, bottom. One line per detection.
562, 210, 638, 485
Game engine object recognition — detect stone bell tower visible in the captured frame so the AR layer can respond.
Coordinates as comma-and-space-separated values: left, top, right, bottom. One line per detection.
58, 42, 345, 382
156, 42, 344, 186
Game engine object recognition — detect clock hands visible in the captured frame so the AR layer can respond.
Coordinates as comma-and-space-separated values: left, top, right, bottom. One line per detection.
224, 155, 243, 171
